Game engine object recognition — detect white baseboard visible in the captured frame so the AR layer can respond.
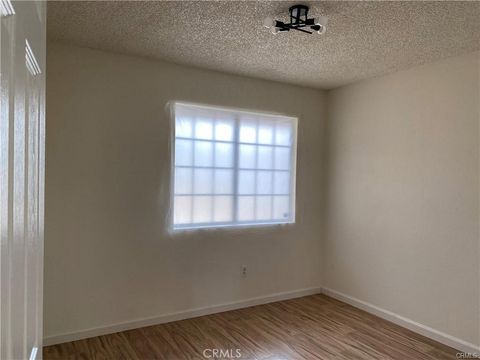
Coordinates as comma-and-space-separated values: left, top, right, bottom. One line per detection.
44, 285, 480, 355
321, 287, 480, 355
43, 286, 322, 346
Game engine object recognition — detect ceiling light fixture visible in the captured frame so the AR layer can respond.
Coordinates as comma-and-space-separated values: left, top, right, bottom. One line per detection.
264, 5, 328, 35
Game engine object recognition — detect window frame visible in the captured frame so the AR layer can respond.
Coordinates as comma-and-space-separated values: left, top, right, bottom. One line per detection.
170, 101, 298, 231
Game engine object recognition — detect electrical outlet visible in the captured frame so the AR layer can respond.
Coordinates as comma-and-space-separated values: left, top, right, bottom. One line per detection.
241, 265, 247, 278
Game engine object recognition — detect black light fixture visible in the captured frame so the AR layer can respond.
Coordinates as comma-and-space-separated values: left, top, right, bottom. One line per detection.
263, 4, 328, 35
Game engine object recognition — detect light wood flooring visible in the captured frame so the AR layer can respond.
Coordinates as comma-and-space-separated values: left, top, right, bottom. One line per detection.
43, 294, 459, 359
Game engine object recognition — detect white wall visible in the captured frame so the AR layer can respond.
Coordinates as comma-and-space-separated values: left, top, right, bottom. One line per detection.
325, 52, 480, 347
45, 41, 480, 350
44, 42, 326, 340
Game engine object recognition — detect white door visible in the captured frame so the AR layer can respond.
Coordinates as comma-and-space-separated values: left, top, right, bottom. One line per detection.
1, 0, 46, 359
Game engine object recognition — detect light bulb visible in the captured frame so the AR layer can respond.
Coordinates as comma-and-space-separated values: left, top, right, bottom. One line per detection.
271, 27, 280, 35
315, 15, 328, 27
317, 25, 326, 35
263, 16, 274, 29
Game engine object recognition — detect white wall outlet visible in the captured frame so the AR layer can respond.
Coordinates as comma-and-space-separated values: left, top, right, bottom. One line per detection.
241, 265, 247, 278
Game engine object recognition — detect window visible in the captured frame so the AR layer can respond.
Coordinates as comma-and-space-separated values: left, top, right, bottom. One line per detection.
172, 102, 297, 230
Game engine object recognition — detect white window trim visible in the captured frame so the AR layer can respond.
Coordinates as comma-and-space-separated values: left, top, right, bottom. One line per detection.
169, 101, 298, 231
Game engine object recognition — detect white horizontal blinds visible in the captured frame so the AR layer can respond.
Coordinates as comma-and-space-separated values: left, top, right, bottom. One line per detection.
173, 103, 296, 229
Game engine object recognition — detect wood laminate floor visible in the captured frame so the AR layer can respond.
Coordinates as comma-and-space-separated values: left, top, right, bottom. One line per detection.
43, 294, 459, 360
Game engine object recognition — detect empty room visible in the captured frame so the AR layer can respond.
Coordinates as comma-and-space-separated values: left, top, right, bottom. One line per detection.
1, 1, 479, 359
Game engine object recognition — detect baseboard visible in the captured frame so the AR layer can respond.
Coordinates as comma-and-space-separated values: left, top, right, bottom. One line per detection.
44, 285, 480, 354
321, 287, 480, 355
43, 286, 322, 346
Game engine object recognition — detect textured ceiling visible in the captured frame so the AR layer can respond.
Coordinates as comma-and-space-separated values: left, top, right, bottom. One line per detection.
47, 1, 480, 89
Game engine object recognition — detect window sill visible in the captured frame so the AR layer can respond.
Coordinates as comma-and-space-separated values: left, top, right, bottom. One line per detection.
172, 220, 295, 233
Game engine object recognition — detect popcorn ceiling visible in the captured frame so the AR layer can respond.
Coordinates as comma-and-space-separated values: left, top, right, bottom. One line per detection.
47, 1, 480, 90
